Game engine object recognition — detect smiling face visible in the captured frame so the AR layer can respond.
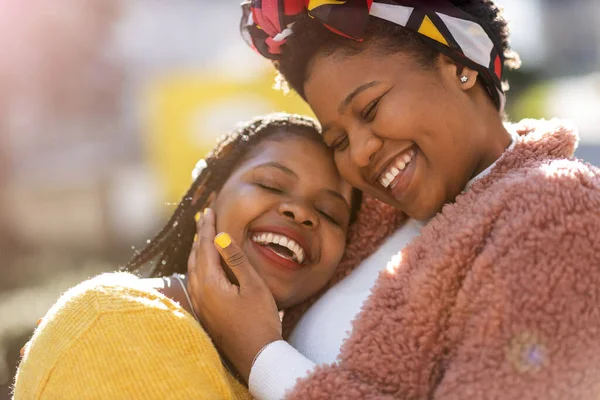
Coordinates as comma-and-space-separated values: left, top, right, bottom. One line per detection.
304, 45, 510, 220
211, 134, 353, 310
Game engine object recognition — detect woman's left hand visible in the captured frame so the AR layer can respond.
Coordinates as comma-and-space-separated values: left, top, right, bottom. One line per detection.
187, 208, 282, 383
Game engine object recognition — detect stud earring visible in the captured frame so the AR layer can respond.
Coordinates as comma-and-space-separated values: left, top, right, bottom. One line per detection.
460, 75, 468, 83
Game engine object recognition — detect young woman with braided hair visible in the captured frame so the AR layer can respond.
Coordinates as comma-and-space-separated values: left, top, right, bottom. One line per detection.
176, 1, 600, 399
13, 113, 360, 399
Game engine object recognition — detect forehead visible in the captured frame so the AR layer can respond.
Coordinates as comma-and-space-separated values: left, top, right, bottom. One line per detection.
304, 48, 421, 115
237, 136, 352, 200
241, 135, 329, 166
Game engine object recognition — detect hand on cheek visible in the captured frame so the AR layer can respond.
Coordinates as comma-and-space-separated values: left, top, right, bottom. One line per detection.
187, 208, 282, 383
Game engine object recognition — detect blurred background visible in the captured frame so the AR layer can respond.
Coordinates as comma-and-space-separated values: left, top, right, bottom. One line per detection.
0, 0, 599, 397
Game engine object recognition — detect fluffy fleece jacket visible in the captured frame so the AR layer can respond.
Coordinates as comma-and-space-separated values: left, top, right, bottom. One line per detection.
286, 119, 600, 400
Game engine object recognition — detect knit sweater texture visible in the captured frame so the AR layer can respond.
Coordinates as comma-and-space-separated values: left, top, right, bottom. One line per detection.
13, 273, 252, 400
285, 119, 600, 399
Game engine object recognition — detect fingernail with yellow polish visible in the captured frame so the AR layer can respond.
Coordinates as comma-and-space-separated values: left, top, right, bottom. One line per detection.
195, 212, 201, 222
215, 233, 231, 249
204, 208, 210, 216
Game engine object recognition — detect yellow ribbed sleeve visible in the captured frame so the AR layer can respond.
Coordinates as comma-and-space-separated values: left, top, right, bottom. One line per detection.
13, 273, 252, 400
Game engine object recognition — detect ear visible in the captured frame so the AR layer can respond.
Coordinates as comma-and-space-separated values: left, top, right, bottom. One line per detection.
436, 54, 479, 91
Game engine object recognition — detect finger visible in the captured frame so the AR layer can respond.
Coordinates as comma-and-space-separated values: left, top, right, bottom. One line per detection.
197, 208, 220, 266
214, 233, 265, 291
194, 208, 230, 289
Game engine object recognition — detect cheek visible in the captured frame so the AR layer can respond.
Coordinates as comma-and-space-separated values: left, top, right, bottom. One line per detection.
320, 229, 347, 270
213, 185, 264, 237
334, 153, 362, 186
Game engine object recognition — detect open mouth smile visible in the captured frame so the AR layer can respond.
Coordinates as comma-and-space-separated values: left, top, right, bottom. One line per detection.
251, 232, 307, 266
377, 145, 417, 191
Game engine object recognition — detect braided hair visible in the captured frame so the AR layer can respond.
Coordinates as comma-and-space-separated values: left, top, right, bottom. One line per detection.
124, 113, 360, 278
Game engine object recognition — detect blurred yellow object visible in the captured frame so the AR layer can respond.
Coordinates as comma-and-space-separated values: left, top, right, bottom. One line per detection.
142, 69, 313, 209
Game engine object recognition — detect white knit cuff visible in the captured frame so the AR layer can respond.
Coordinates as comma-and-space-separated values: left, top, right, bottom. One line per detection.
248, 340, 316, 400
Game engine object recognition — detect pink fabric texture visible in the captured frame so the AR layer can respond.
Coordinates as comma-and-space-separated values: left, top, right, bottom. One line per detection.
286, 119, 600, 399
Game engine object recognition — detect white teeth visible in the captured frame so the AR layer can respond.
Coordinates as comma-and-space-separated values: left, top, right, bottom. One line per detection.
379, 148, 415, 189
251, 232, 306, 264
287, 241, 296, 252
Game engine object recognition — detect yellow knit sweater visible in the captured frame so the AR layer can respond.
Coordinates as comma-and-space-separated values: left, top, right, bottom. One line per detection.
13, 273, 252, 400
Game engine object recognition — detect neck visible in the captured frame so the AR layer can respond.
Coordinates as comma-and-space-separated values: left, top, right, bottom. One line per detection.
470, 112, 512, 180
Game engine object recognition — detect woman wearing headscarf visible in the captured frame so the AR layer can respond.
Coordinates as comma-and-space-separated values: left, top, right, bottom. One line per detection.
183, 1, 600, 399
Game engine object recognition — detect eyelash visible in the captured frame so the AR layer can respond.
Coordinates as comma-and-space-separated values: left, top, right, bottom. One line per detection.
318, 210, 341, 226
362, 97, 380, 121
330, 96, 382, 152
332, 136, 349, 152
256, 183, 284, 193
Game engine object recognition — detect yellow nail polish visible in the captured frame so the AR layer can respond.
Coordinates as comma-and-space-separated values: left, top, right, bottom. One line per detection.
215, 233, 231, 249
195, 212, 201, 222
204, 208, 209, 216
193, 234, 198, 242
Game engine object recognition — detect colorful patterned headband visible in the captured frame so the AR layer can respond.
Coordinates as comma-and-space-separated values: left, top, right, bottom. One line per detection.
241, 0, 506, 110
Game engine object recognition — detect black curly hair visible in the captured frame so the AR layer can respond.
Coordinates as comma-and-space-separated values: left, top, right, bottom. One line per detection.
124, 113, 361, 277
276, 0, 520, 100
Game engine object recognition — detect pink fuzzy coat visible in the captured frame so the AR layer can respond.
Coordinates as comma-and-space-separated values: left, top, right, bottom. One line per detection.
285, 119, 600, 399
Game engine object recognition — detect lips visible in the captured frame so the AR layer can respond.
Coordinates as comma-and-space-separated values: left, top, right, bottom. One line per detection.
248, 225, 313, 271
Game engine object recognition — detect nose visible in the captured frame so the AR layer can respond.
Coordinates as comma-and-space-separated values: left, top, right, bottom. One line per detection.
277, 200, 319, 229
349, 128, 383, 167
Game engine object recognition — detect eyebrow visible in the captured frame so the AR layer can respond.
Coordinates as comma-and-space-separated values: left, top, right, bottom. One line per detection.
255, 162, 350, 206
338, 80, 381, 115
255, 162, 297, 177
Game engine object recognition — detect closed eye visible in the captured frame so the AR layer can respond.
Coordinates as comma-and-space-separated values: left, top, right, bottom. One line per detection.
332, 135, 349, 152
256, 183, 284, 193
318, 210, 341, 226
362, 97, 380, 121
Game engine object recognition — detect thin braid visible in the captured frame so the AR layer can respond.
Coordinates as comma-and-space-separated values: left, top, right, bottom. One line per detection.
125, 171, 209, 270
123, 113, 323, 278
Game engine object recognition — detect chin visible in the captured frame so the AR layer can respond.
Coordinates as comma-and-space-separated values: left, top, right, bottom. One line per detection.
264, 283, 290, 309
274, 297, 291, 311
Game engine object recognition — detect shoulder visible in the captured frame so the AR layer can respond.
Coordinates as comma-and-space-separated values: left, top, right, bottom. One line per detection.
23, 272, 197, 365
14, 273, 220, 398
39, 272, 182, 322
473, 145, 600, 226
498, 156, 599, 217
14, 274, 251, 399
456, 153, 600, 273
